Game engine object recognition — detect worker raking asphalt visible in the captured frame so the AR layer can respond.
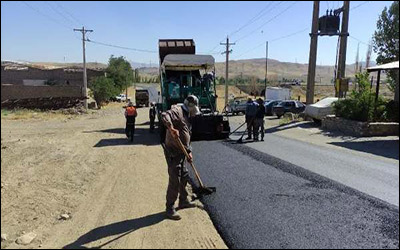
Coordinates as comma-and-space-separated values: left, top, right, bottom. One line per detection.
190, 140, 399, 249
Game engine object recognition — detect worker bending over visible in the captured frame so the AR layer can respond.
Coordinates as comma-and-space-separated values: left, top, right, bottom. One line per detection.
161, 95, 200, 220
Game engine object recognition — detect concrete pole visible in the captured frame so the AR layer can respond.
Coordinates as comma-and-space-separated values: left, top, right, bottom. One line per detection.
74, 26, 93, 109
306, 1, 320, 105
82, 27, 88, 109
337, 1, 350, 98
220, 37, 235, 107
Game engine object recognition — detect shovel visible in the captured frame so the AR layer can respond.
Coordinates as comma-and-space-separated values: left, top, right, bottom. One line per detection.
173, 135, 216, 200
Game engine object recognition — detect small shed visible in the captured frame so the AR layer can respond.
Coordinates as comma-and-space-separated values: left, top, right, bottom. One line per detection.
367, 61, 399, 103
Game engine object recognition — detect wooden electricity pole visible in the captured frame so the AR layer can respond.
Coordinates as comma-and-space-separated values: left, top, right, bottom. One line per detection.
306, 1, 319, 105
221, 37, 235, 107
74, 26, 93, 109
336, 1, 350, 98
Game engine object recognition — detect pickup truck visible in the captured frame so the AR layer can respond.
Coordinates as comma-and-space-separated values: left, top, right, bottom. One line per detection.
115, 94, 128, 102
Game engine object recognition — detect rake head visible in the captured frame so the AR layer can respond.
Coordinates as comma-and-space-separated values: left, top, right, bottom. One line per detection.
192, 186, 216, 201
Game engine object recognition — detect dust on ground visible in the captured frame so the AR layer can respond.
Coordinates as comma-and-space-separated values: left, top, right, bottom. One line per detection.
1, 105, 227, 249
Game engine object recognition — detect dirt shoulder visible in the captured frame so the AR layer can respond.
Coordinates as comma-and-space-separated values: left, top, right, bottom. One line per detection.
1, 106, 227, 249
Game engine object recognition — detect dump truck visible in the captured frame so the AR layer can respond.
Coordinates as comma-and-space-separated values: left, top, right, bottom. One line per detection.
157, 39, 230, 141
135, 88, 150, 107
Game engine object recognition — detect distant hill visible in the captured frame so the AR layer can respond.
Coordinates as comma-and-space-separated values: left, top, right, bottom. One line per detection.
3, 59, 377, 84
135, 58, 377, 84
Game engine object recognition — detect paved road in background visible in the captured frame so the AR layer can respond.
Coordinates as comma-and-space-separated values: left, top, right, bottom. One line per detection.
190, 120, 399, 249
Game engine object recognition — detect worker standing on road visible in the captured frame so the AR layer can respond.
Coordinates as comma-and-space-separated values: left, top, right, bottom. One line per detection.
255, 98, 266, 141
125, 101, 137, 139
245, 98, 258, 140
149, 102, 156, 133
161, 95, 199, 220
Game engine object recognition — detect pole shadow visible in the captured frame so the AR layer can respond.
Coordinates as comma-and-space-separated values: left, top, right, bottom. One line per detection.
63, 212, 166, 249
329, 140, 399, 160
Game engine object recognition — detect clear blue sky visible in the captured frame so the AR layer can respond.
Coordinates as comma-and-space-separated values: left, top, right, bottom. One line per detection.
1, 1, 393, 65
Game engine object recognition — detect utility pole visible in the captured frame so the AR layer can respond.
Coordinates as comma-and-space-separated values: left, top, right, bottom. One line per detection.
306, 1, 319, 105
221, 36, 235, 108
265, 41, 268, 92
74, 26, 93, 109
336, 1, 350, 98
355, 43, 360, 74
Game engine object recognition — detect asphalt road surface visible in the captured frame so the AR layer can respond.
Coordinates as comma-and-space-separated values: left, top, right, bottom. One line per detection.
190, 123, 399, 248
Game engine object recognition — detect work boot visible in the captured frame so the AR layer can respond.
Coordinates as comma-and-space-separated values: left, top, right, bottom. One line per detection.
178, 200, 197, 210
261, 138, 264, 141
254, 137, 259, 142
166, 208, 181, 221
245, 136, 252, 140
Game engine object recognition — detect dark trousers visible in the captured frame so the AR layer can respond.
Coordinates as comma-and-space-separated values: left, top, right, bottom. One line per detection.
125, 117, 136, 137
254, 118, 264, 139
150, 116, 155, 132
164, 153, 189, 210
246, 116, 256, 138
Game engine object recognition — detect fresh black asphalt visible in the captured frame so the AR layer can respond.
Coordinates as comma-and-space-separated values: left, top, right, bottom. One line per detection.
190, 140, 399, 249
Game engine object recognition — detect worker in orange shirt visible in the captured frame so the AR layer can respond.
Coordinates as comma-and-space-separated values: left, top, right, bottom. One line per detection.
125, 101, 137, 141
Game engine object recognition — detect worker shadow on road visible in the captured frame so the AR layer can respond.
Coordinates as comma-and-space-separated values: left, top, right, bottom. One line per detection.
88, 128, 161, 147
62, 212, 166, 249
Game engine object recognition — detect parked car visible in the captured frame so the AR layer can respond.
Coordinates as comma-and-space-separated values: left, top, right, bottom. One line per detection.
229, 100, 248, 115
115, 94, 129, 102
272, 100, 306, 118
264, 100, 282, 116
305, 97, 338, 122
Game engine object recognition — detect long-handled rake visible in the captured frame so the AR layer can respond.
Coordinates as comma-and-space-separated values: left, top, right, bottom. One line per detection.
173, 136, 216, 200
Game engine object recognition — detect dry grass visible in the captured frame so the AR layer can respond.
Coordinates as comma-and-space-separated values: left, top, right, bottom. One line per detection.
291, 84, 395, 103
1, 108, 88, 121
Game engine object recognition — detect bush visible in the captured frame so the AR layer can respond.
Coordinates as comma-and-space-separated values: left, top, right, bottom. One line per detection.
333, 72, 392, 122
90, 76, 118, 107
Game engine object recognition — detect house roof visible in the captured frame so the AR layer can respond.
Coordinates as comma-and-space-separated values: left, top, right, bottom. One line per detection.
367, 61, 399, 72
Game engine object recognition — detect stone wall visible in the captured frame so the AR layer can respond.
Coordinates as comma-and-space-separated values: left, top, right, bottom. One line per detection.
1, 85, 83, 101
322, 115, 399, 137
1, 66, 104, 86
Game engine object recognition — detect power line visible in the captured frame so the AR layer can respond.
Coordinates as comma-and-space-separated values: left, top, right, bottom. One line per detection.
269, 27, 309, 42
351, 1, 369, 11
21, 1, 73, 30
45, 1, 77, 27
54, 2, 83, 26
229, 1, 278, 37
86, 39, 158, 53
235, 27, 309, 59
208, 39, 226, 53
234, 1, 298, 43
209, 2, 283, 53
349, 35, 370, 46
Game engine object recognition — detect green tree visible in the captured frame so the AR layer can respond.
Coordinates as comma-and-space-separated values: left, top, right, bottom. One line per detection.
91, 76, 118, 107
373, 1, 399, 92
106, 56, 133, 93
334, 72, 387, 122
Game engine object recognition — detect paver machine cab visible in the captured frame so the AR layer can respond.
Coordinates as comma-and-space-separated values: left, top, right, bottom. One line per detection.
158, 39, 230, 141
